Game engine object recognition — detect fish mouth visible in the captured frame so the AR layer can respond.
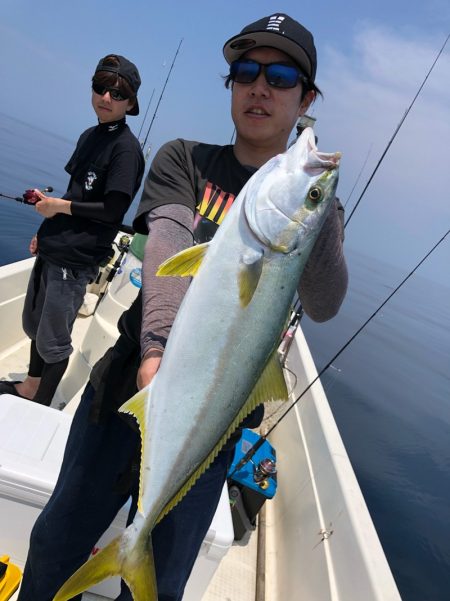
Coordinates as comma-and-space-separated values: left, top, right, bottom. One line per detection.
306, 151, 341, 172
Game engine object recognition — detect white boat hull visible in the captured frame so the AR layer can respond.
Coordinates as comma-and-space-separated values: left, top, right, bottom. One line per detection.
0, 247, 401, 600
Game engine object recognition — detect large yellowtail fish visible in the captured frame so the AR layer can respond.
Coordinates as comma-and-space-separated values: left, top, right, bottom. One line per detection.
54, 128, 341, 600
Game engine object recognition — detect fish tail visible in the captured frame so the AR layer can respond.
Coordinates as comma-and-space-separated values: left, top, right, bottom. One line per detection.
53, 526, 158, 601
122, 535, 157, 601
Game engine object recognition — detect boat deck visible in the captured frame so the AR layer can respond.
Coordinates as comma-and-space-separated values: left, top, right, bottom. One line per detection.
9, 529, 258, 601
200, 529, 258, 601
0, 312, 93, 412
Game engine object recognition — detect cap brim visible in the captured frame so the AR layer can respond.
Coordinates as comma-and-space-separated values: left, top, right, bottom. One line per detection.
223, 31, 313, 78
127, 97, 139, 116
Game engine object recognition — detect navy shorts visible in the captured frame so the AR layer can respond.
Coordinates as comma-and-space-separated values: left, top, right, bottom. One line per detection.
22, 257, 98, 363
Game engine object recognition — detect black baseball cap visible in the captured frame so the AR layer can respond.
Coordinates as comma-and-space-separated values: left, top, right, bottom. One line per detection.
95, 54, 141, 116
223, 13, 317, 81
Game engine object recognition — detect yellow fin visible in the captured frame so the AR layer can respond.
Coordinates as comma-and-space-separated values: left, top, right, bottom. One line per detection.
246, 347, 289, 406
54, 531, 157, 601
156, 242, 210, 277
119, 387, 151, 515
238, 256, 263, 307
156, 348, 288, 522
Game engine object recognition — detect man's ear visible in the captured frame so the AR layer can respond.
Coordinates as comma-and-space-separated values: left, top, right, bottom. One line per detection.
298, 90, 316, 117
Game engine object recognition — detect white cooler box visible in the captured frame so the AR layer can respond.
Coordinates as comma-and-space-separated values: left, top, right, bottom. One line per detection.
0, 394, 234, 599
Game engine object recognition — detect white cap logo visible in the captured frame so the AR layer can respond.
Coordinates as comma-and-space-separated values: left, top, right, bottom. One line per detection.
266, 15, 285, 32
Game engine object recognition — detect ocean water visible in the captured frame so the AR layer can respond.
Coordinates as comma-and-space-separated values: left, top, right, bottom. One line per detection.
1, 112, 449, 600
302, 251, 450, 601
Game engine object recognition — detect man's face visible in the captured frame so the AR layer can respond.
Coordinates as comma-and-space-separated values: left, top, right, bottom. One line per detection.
231, 47, 314, 150
91, 86, 134, 123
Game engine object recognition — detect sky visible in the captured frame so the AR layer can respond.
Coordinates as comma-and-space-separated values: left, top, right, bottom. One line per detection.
0, 0, 449, 285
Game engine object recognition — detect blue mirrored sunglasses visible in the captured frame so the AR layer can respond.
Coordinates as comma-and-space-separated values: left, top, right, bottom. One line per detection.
92, 82, 129, 101
229, 60, 305, 89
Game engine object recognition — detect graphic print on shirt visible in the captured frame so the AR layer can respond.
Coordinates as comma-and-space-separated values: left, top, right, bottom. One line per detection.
85, 171, 98, 191
194, 181, 236, 243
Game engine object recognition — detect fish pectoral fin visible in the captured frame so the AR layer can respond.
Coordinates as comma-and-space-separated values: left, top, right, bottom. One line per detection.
247, 348, 289, 406
119, 386, 152, 515
156, 242, 210, 277
54, 530, 158, 601
238, 253, 264, 307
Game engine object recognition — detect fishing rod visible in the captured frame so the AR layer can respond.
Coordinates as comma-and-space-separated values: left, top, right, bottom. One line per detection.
230, 228, 450, 474
137, 88, 156, 144
281, 32, 450, 360
140, 38, 183, 156
343, 144, 372, 209
344, 32, 450, 227
0, 187, 53, 205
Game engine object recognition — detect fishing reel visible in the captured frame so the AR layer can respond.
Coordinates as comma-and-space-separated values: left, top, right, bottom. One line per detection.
116, 234, 131, 254
0, 186, 54, 205
21, 187, 54, 205
252, 457, 277, 490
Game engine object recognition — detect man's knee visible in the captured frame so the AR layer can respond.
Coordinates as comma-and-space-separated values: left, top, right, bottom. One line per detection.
35, 336, 72, 364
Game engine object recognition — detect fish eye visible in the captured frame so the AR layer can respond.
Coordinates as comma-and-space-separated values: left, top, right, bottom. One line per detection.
308, 186, 323, 203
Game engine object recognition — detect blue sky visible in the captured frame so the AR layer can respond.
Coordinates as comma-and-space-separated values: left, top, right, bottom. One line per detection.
1, 0, 449, 284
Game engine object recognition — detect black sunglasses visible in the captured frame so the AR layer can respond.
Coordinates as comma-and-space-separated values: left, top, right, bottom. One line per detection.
229, 60, 306, 89
92, 82, 129, 101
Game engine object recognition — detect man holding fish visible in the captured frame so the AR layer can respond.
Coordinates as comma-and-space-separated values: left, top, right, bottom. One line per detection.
18, 13, 348, 601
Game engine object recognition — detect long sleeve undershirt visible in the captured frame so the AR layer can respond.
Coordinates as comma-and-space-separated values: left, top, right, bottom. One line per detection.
70, 191, 130, 224
139, 201, 347, 358
140, 204, 194, 358
299, 200, 348, 322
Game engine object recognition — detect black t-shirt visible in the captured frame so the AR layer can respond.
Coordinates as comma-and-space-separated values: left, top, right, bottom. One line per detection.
90, 139, 256, 415
133, 139, 253, 243
37, 118, 144, 268
117, 139, 255, 347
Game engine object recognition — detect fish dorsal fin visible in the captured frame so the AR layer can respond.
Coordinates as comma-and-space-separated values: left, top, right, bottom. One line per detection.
156, 242, 210, 277
156, 349, 288, 523
238, 254, 264, 307
119, 385, 153, 516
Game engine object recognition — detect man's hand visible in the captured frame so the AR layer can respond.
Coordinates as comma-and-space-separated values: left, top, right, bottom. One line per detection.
34, 190, 72, 218
29, 235, 38, 256
137, 349, 163, 390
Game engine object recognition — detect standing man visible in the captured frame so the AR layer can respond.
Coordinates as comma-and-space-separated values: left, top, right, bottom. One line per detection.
18, 14, 347, 601
0, 54, 145, 407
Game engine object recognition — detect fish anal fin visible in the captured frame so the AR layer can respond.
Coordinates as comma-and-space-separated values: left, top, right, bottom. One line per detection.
156, 349, 287, 523
238, 255, 264, 307
156, 242, 210, 277
245, 348, 289, 407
